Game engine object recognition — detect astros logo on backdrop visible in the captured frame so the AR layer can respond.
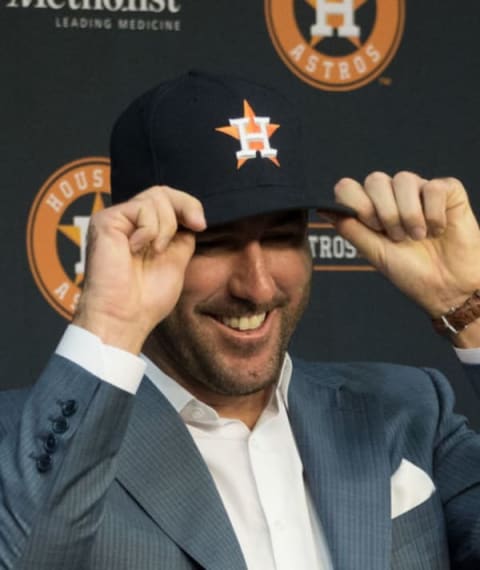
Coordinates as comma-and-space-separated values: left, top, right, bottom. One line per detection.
265, 0, 405, 91
27, 158, 110, 320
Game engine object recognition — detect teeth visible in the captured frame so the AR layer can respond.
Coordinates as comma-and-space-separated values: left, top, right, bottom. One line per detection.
221, 313, 266, 331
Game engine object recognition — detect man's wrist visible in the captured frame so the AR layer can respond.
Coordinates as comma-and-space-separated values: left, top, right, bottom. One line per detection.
73, 309, 148, 355
432, 290, 480, 337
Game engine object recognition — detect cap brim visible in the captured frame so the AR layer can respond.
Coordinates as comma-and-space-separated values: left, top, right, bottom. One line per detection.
200, 184, 356, 226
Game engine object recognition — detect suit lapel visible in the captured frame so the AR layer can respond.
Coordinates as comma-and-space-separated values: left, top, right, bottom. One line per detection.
116, 378, 247, 570
288, 365, 391, 570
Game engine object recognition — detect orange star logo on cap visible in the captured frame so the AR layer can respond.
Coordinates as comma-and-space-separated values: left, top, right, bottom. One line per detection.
216, 100, 280, 169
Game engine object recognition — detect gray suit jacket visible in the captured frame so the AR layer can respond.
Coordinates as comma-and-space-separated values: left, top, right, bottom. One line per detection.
1, 355, 480, 569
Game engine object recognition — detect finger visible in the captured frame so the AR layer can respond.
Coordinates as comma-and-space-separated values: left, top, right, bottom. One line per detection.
169, 230, 197, 270
143, 227, 196, 267
334, 177, 382, 231
133, 191, 180, 254
128, 186, 206, 254
420, 179, 449, 237
164, 187, 207, 231
128, 202, 161, 253
335, 216, 385, 268
363, 171, 406, 241
137, 186, 206, 232
391, 171, 428, 240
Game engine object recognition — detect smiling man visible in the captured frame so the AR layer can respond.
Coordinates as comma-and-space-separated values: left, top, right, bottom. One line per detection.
2, 71, 480, 570
142, 210, 311, 426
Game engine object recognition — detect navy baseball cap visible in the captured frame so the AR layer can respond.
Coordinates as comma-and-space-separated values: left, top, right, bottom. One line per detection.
110, 70, 351, 225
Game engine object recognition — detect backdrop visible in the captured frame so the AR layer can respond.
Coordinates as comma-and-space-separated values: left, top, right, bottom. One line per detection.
2, 0, 480, 429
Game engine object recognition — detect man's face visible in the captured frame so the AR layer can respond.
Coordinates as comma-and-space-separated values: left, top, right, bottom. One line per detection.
147, 210, 312, 397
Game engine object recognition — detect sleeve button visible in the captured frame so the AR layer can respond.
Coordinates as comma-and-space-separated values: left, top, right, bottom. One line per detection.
52, 417, 69, 434
61, 399, 78, 417
36, 454, 53, 473
44, 434, 58, 453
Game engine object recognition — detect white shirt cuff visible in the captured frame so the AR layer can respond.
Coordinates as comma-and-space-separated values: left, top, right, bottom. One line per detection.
453, 346, 480, 365
55, 324, 146, 394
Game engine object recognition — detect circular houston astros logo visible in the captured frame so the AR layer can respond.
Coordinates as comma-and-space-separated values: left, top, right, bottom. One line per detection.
265, 0, 405, 92
27, 157, 111, 320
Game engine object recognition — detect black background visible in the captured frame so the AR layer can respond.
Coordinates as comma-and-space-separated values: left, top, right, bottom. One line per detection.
2, 1, 480, 428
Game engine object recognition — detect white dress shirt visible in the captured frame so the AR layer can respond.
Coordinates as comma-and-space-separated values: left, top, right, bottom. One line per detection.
142, 354, 331, 570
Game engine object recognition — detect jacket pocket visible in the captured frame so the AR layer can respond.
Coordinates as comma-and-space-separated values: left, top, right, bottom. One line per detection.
391, 494, 450, 569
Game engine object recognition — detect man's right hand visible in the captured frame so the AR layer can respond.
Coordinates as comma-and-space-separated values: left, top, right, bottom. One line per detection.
73, 186, 206, 354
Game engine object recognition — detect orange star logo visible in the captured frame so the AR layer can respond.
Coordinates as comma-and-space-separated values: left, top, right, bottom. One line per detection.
216, 100, 280, 169
58, 192, 106, 285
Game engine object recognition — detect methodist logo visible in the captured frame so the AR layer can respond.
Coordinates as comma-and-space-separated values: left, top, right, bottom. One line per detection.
5, 0, 182, 32
265, 0, 405, 91
27, 158, 110, 319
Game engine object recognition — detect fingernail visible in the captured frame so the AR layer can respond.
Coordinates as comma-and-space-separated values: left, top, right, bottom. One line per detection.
432, 227, 445, 237
411, 226, 427, 240
192, 210, 207, 229
390, 225, 406, 241
153, 237, 169, 252
130, 240, 143, 254
368, 217, 383, 231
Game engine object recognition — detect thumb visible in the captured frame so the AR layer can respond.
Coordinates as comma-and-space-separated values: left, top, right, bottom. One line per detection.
166, 230, 197, 270
335, 216, 386, 268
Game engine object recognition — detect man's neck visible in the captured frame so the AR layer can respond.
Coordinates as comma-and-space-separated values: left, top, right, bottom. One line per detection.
142, 342, 275, 429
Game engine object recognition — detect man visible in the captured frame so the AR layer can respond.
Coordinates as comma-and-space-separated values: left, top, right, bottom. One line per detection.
1, 70, 480, 569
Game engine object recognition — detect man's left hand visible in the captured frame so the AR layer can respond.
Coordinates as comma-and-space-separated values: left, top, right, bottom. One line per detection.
331, 171, 480, 320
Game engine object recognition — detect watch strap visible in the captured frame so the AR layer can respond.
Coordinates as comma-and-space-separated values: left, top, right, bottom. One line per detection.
432, 290, 480, 334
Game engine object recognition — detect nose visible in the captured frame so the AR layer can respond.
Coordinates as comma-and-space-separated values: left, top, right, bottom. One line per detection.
228, 241, 276, 306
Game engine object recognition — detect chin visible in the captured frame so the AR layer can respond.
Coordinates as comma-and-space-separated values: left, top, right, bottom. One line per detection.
198, 357, 282, 396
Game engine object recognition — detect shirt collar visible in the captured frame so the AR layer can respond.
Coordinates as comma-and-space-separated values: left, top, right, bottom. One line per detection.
141, 353, 293, 421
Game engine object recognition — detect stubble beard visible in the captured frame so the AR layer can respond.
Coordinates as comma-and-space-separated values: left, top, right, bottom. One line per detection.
146, 284, 311, 397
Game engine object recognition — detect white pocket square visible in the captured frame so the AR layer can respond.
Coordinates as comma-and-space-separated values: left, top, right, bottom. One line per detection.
390, 458, 436, 519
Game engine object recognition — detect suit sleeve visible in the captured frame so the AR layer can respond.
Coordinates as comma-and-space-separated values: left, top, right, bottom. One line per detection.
0, 354, 135, 570
429, 364, 480, 569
